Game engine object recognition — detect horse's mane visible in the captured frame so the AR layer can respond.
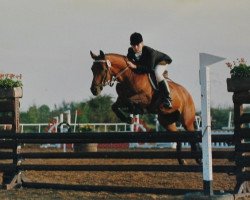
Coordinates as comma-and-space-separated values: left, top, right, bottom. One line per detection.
105, 53, 129, 67
105, 53, 126, 59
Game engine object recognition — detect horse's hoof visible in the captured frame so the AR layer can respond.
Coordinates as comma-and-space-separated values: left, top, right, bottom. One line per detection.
178, 159, 187, 165
196, 159, 202, 165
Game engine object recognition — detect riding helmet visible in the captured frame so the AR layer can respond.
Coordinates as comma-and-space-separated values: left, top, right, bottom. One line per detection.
130, 32, 143, 46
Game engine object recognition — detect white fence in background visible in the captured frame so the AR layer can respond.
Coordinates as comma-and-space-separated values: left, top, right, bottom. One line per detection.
129, 130, 234, 149
0, 111, 234, 150
17, 123, 234, 149
1, 112, 231, 149
19, 123, 131, 133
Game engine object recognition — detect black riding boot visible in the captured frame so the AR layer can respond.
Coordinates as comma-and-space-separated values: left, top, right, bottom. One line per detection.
158, 80, 172, 109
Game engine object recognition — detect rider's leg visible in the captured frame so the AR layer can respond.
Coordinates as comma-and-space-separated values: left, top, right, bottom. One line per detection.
158, 80, 172, 108
155, 64, 172, 108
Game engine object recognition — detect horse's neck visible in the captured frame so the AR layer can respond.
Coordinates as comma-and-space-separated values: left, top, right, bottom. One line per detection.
108, 55, 130, 80
108, 54, 153, 93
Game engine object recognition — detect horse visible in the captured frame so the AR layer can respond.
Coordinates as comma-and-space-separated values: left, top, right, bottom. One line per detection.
90, 50, 201, 165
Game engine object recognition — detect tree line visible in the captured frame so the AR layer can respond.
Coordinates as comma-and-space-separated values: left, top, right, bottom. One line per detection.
20, 95, 118, 124
20, 94, 234, 130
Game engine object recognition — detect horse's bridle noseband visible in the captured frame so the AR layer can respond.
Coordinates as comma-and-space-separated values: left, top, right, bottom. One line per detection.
93, 59, 128, 87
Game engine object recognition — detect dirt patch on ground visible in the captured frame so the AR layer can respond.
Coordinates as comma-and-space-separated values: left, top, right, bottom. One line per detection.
0, 146, 240, 200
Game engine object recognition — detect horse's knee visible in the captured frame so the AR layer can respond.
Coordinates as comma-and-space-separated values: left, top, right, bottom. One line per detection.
111, 102, 131, 124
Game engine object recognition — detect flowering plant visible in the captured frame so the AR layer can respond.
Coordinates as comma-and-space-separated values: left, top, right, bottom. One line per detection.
226, 58, 250, 78
0, 73, 23, 89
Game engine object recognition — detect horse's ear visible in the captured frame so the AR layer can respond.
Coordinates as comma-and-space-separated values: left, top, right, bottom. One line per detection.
100, 50, 105, 59
90, 51, 98, 60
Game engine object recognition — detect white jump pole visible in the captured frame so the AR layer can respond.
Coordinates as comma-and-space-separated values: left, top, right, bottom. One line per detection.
199, 53, 225, 195
135, 114, 139, 132
130, 114, 134, 132
65, 110, 71, 124
59, 114, 64, 124
155, 114, 159, 132
73, 110, 78, 132
64, 110, 71, 152
228, 111, 232, 129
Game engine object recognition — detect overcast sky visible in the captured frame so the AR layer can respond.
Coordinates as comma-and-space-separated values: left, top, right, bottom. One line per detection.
1, 0, 250, 111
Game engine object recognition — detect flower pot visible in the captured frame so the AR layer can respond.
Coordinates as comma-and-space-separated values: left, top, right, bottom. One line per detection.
0, 87, 23, 98
227, 78, 250, 92
74, 143, 98, 152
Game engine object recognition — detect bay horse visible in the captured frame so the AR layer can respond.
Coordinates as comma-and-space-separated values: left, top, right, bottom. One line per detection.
90, 50, 201, 165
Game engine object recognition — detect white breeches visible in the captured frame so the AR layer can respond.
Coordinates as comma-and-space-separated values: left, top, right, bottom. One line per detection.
154, 64, 168, 82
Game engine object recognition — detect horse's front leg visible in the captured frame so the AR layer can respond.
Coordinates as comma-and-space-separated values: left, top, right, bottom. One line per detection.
111, 98, 133, 124
182, 120, 202, 165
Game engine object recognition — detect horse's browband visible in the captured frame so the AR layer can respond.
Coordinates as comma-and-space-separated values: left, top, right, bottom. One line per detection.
94, 59, 111, 67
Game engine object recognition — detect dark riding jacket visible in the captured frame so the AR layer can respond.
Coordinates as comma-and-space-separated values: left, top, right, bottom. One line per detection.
127, 45, 172, 74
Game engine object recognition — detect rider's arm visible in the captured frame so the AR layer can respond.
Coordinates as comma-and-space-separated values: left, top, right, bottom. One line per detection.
162, 53, 172, 64
127, 61, 137, 69
134, 49, 155, 73
135, 50, 172, 73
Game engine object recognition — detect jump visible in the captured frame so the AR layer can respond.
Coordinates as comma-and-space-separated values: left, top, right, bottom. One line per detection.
90, 50, 201, 165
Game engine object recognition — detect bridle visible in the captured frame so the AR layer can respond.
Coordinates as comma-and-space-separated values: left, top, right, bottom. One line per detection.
93, 59, 129, 87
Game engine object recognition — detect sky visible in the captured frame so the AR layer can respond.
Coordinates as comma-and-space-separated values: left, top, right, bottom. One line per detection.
1, 0, 250, 112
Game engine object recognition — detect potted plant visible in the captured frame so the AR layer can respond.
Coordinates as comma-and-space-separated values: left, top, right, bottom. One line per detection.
0, 73, 23, 98
226, 58, 250, 92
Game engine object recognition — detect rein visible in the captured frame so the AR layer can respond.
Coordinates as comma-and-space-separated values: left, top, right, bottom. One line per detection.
94, 59, 129, 87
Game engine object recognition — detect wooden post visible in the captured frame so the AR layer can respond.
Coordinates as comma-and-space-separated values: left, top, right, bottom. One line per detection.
0, 87, 22, 189
232, 92, 250, 194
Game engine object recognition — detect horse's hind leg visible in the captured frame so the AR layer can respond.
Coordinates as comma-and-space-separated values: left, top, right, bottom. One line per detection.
169, 124, 187, 165
158, 115, 186, 165
182, 115, 202, 165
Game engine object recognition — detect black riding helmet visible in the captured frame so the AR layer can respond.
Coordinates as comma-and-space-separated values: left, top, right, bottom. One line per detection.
130, 32, 143, 46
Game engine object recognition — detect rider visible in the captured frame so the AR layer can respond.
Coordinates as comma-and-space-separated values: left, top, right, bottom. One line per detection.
126, 32, 173, 108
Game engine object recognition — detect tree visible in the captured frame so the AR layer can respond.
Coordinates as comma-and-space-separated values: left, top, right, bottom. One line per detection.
211, 107, 233, 129
78, 102, 90, 123
37, 105, 51, 122
84, 95, 118, 123
26, 105, 39, 123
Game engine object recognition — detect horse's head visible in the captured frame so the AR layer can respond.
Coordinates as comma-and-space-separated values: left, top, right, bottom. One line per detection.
90, 50, 112, 96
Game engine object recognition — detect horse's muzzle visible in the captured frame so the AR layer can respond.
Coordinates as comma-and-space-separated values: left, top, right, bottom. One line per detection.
90, 85, 103, 96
